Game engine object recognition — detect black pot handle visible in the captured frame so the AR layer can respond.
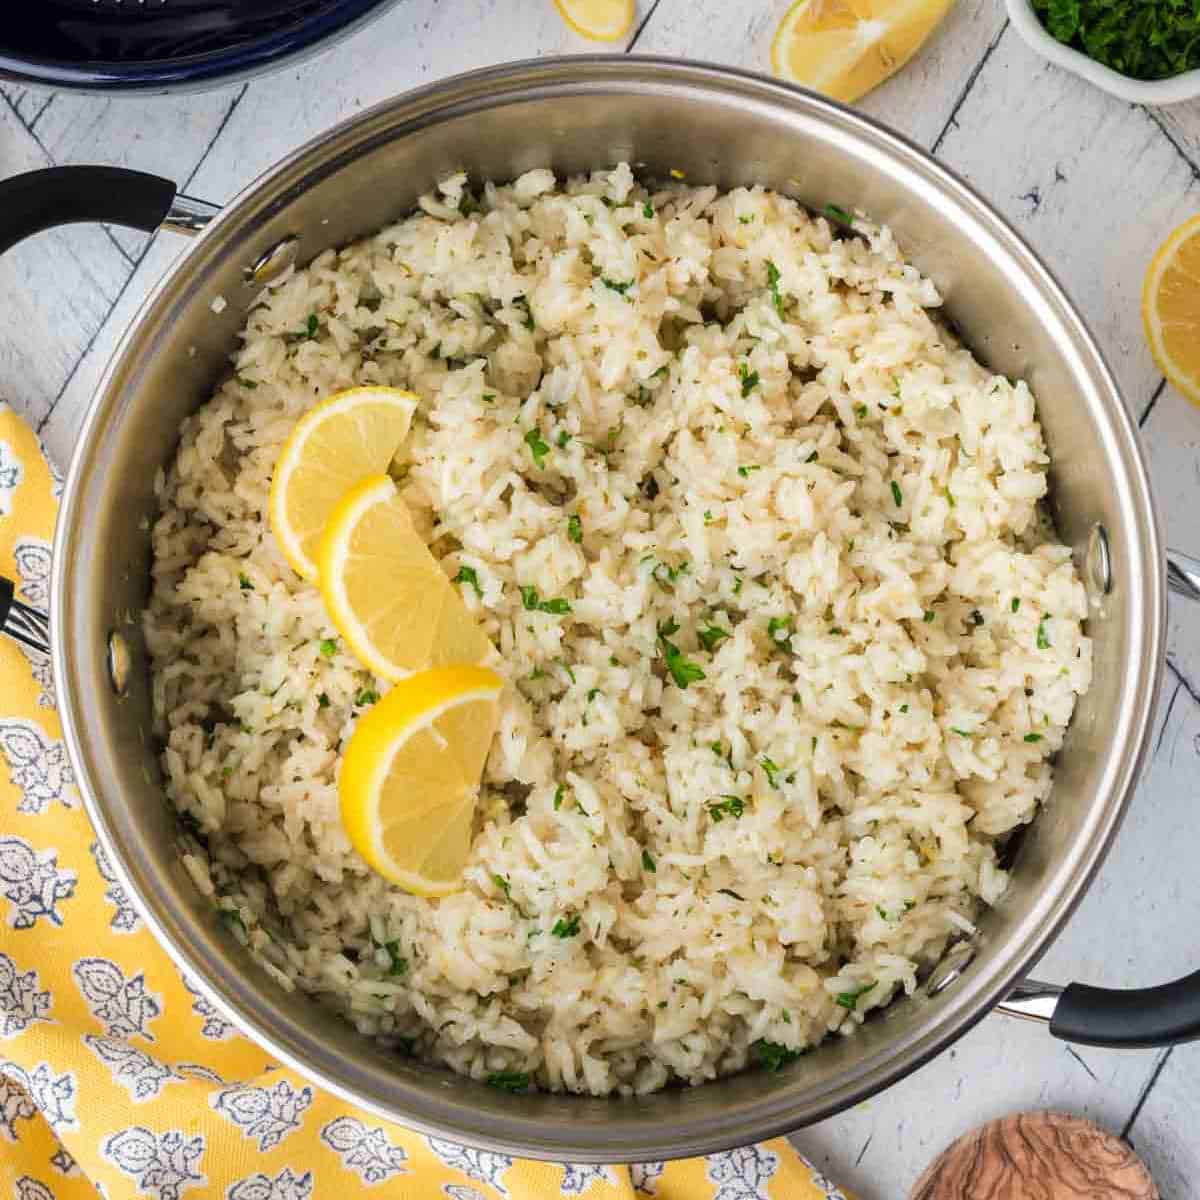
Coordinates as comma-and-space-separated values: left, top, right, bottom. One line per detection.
0, 165, 219, 255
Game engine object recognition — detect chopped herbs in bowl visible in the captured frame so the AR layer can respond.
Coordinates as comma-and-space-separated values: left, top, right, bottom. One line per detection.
1010, 0, 1200, 102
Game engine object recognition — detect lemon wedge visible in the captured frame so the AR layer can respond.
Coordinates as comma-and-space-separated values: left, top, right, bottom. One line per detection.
553, 0, 634, 41
269, 387, 417, 581
318, 473, 492, 681
340, 664, 503, 894
771, 0, 955, 104
1143, 213, 1200, 407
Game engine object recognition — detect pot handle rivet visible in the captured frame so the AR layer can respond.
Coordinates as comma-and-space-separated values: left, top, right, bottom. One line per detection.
1085, 524, 1112, 598
107, 631, 131, 697
245, 236, 299, 286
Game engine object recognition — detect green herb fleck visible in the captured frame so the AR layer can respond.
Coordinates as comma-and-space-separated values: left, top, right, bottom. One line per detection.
698, 624, 731, 652
951, 727, 972, 738
899, 704, 909, 714
642, 849, 657, 873
553, 784, 564, 811
753, 1039, 804, 1072
238, 377, 258, 390
806, 450, 819, 464
316, 693, 331, 710
1012, 597, 1021, 613
656, 619, 706, 690
643, 201, 655, 219
601, 278, 633, 295
355, 688, 379, 707
302, 313, 320, 339
737, 464, 762, 478
567, 514, 583, 544
835, 982, 875, 1010
380, 940, 408, 977
520, 585, 571, 615
482, 392, 496, 403
551, 913, 581, 939
718, 888, 745, 901
739, 363, 760, 397
824, 204, 854, 227
524, 428, 550, 469
453, 565, 483, 597
890, 480, 903, 507
556, 430, 571, 450
219, 908, 246, 938
708, 794, 746, 823
971, 610, 984, 627
238, 573, 254, 591
514, 296, 534, 331
739, 214, 755, 225
586, 687, 600, 702
319, 638, 337, 658
487, 1071, 530, 1093
923, 610, 936, 624
1037, 617, 1051, 650
760, 757, 782, 789
765, 260, 787, 318
711, 741, 734, 769
1024, 732, 1044, 743
767, 616, 794, 648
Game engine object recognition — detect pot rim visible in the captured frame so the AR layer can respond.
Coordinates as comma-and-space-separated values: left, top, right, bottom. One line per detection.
52, 55, 1165, 1161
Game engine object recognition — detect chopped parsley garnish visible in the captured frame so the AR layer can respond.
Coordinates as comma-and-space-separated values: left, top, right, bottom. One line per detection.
219, 909, 246, 937
380, 940, 407, 976
567, 514, 583, 543
970, 610, 984, 626
586, 687, 600, 702
486, 1071, 530, 1093
1012, 597, 1021, 613
1037, 617, 1051, 649
829, 626, 846, 636
482, 392, 496, 403
238, 573, 254, 591
1024, 732, 1044, 743
753, 1039, 804, 1072
760, 757, 783, 789
601, 278, 633, 295
524, 428, 551, 469
698, 624, 731, 652
765, 260, 787, 318
558, 660, 576, 684
553, 784, 564, 811
643, 201, 654, 219
317, 693, 330, 708
520, 585, 571, 615
514, 296, 534, 331
767, 616, 794, 648
835, 982, 875, 1010
732, 576, 744, 596
297, 313, 320, 340
355, 688, 379, 707
551, 913, 581, 938
710, 741, 733, 768
737, 464, 762, 478
923, 610, 936, 624
951, 727, 972, 737
453, 565, 483, 596
319, 638, 337, 658
708, 794, 745, 822
557, 430, 571, 449
855, 404, 868, 419
642, 849, 657, 873
1032, 0, 1200, 81
899, 704, 909, 714
656, 618, 706, 689
824, 204, 854, 227
890, 481, 903, 507
806, 450, 819, 463
430, 342, 442, 360
739, 363, 760, 397
651, 365, 669, 381
739, 214, 755, 225
703, 509, 715, 524
717, 888, 745, 901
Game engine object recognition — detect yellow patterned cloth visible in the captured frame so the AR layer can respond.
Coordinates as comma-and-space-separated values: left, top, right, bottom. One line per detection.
0, 406, 854, 1200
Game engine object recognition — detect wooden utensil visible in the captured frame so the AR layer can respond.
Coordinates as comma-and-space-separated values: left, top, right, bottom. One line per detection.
910, 1111, 1158, 1199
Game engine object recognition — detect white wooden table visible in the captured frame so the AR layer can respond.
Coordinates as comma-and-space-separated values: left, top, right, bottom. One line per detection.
4, 2, 1200, 1194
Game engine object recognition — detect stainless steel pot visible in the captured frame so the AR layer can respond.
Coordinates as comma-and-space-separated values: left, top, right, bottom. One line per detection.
3, 56, 1199, 1163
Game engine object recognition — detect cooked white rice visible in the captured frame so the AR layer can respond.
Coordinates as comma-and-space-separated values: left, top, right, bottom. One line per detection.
145, 163, 1093, 1095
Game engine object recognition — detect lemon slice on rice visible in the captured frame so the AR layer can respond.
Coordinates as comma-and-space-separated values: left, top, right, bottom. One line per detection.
269, 386, 417, 581
318, 473, 492, 681
771, 0, 955, 104
340, 664, 503, 894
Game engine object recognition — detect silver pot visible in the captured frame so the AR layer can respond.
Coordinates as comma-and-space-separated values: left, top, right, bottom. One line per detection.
4, 56, 1199, 1163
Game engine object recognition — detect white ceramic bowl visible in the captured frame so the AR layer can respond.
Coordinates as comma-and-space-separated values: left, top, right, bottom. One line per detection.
1007, 0, 1200, 105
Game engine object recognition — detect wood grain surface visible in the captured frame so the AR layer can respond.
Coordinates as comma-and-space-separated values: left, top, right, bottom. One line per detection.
910, 1112, 1158, 1200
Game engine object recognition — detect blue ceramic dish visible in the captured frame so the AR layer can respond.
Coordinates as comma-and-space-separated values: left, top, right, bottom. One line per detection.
0, 0, 401, 93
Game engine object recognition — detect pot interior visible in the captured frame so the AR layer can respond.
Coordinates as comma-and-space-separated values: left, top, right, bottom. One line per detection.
54, 59, 1161, 1161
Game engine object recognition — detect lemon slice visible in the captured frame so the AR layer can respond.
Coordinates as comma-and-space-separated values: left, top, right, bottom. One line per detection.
318, 473, 492, 680
340, 664, 503, 894
269, 386, 418, 581
553, 0, 634, 41
771, 0, 955, 104
1143, 214, 1200, 407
